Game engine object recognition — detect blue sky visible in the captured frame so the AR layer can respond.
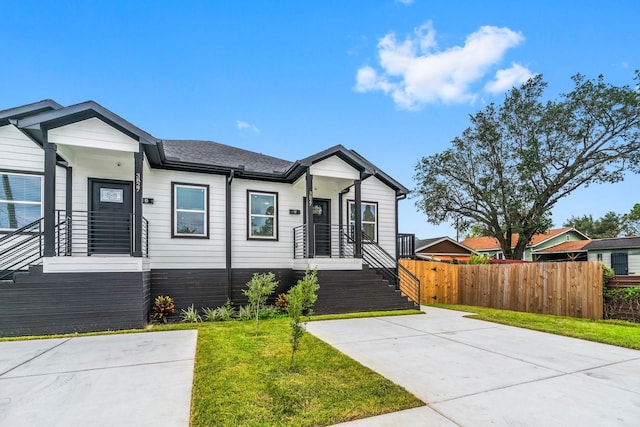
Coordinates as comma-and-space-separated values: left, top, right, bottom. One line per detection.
2, 0, 639, 239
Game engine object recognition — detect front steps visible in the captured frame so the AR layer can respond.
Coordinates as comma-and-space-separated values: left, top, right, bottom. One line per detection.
304, 265, 416, 315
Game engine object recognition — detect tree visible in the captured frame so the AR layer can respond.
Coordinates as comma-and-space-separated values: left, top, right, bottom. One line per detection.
414, 72, 640, 259
564, 211, 624, 238
242, 272, 278, 334
287, 269, 319, 370
622, 203, 640, 236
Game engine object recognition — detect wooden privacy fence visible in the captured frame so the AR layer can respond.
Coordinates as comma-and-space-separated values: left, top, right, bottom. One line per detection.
399, 260, 603, 319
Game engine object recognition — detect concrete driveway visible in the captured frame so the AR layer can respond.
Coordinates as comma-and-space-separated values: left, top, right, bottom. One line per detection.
307, 306, 640, 427
0, 330, 197, 427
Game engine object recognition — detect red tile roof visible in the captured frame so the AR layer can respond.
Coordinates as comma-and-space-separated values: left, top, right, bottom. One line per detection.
533, 240, 590, 253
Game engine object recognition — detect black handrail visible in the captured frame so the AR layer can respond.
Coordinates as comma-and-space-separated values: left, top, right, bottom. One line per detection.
291, 223, 420, 305
0, 218, 44, 280
360, 231, 421, 306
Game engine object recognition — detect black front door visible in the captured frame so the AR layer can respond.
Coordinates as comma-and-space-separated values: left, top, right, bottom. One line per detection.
312, 199, 331, 257
89, 179, 133, 254
611, 252, 628, 275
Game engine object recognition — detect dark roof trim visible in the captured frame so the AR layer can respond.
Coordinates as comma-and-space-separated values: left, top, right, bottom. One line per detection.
3, 100, 408, 194
15, 101, 157, 146
0, 99, 62, 126
284, 144, 409, 195
584, 237, 640, 250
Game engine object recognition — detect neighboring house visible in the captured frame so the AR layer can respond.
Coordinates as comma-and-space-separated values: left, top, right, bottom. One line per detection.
414, 236, 472, 263
461, 227, 590, 261
584, 237, 640, 276
0, 99, 416, 336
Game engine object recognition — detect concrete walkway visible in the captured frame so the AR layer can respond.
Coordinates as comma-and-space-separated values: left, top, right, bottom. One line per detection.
0, 330, 197, 427
307, 307, 640, 427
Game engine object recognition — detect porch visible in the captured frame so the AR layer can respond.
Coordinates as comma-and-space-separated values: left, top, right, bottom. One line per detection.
0, 209, 149, 279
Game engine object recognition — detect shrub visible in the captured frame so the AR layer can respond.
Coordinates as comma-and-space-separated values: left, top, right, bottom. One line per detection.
180, 305, 202, 323
468, 253, 490, 264
287, 269, 320, 370
275, 293, 290, 312
602, 264, 615, 285
151, 295, 175, 324
243, 272, 279, 334
203, 299, 235, 321
237, 304, 253, 320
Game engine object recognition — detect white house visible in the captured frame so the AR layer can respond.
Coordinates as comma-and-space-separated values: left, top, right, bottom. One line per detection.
0, 100, 417, 336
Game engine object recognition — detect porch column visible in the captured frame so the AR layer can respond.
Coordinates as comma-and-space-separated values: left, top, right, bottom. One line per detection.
133, 147, 143, 257
354, 179, 362, 258
305, 168, 315, 258
43, 138, 56, 257
65, 166, 73, 256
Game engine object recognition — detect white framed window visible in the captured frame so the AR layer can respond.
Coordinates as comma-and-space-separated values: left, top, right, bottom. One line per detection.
348, 200, 378, 242
172, 183, 209, 238
248, 190, 277, 240
0, 172, 43, 230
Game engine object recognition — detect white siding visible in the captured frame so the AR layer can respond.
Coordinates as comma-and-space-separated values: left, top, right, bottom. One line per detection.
0, 124, 44, 172
343, 176, 397, 259
49, 117, 139, 153
231, 178, 304, 269
310, 156, 360, 180
588, 249, 640, 276
143, 168, 227, 269
0, 124, 66, 217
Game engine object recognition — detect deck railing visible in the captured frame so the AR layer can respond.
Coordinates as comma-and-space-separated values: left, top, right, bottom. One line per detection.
293, 224, 354, 259
292, 224, 420, 305
55, 210, 149, 257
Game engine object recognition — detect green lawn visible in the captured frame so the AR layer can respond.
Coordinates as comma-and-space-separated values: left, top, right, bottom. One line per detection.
435, 304, 640, 350
156, 316, 423, 426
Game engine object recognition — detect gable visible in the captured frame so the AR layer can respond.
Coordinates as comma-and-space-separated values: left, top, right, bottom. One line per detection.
48, 117, 139, 152
0, 124, 45, 172
309, 155, 360, 180
419, 240, 471, 255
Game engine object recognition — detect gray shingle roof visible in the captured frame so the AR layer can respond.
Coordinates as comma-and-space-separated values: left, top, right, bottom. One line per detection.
161, 140, 293, 174
584, 237, 640, 250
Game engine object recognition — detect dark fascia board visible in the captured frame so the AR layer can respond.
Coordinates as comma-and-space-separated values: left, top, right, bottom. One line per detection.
16, 101, 157, 146
282, 144, 409, 195
0, 99, 62, 126
584, 237, 640, 250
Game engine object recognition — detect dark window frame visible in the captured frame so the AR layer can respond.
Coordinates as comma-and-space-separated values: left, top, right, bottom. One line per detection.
347, 199, 379, 243
247, 190, 279, 241
171, 182, 210, 239
0, 170, 44, 232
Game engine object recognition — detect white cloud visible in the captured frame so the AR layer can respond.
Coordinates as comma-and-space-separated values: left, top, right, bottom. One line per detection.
396, 0, 414, 5
484, 63, 535, 94
355, 21, 532, 109
236, 120, 260, 133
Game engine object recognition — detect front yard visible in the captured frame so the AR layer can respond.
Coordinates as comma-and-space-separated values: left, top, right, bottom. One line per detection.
155, 312, 424, 426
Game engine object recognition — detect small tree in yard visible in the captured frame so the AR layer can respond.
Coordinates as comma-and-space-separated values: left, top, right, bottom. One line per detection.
243, 272, 278, 334
287, 269, 319, 371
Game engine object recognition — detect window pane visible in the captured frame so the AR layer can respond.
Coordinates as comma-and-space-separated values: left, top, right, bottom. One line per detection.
176, 211, 205, 234
349, 203, 355, 221
0, 203, 41, 228
251, 216, 274, 237
0, 174, 41, 202
176, 187, 205, 210
362, 204, 376, 222
363, 222, 376, 239
251, 194, 275, 215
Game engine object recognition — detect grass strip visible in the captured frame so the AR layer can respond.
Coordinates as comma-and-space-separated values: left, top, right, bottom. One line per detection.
171, 318, 423, 426
434, 304, 640, 350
